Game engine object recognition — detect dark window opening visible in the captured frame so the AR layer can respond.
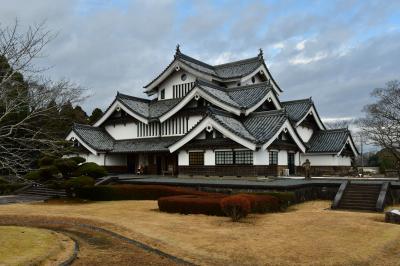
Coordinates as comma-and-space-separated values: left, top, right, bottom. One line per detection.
181, 73, 187, 81
189, 152, 204, 165
160, 89, 165, 99
251, 76, 256, 83
269, 151, 278, 165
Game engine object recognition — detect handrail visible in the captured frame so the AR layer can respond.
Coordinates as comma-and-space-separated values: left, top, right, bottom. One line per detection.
331, 180, 349, 209
95, 176, 118, 186
376, 182, 390, 212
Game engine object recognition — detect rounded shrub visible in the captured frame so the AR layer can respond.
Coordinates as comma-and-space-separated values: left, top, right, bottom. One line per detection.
73, 162, 107, 179
38, 165, 59, 180
54, 158, 78, 178
38, 156, 56, 167
24, 170, 41, 181
65, 176, 95, 189
0, 177, 9, 184
220, 195, 251, 222
240, 194, 281, 213
70, 156, 86, 165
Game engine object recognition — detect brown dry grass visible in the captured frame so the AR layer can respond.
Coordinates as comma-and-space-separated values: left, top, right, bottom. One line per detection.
0, 226, 74, 266
0, 200, 400, 265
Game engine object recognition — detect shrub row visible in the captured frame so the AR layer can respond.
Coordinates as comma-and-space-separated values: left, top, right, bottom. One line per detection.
158, 193, 284, 219
158, 195, 225, 216
76, 184, 217, 201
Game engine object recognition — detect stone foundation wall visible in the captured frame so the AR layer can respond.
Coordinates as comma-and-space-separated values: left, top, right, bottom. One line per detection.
178, 165, 280, 177
296, 166, 353, 176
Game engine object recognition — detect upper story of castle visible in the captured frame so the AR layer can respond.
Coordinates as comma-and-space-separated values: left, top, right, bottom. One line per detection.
144, 45, 282, 101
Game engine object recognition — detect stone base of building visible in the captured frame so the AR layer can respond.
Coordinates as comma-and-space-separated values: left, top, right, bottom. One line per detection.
296, 166, 353, 176
178, 165, 286, 177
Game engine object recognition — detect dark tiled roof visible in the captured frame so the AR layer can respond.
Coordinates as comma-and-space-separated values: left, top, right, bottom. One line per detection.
226, 82, 272, 108
208, 108, 256, 142
112, 136, 181, 153
144, 51, 264, 89
117, 93, 150, 118
242, 110, 288, 143
197, 79, 273, 109
72, 123, 114, 151
116, 93, 180, 119
214, 57, 262, 79
306, 129, 351, 153
72, 123, 182, 153
206, 108, 292, 145
281, 98, 312, 122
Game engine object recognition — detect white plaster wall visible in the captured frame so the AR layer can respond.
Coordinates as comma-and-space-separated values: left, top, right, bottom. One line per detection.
157, 70, 196, 100
178, 150, 189, 166
278, 150, 288, 165
105, 154, 126, 166
188, 115, 202, 130
105, 122, 137, 140
254, 149, 268, 165
204, 150, 215, 165
296, 126, 314, 142
242, 74, 263, 86
300, 154, 352, 166
69, 153, 105, 165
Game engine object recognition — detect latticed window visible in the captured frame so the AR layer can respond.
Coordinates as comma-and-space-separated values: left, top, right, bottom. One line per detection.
269, 151, 278, 165
235, 150, 253, 165
215, 151, 234, 165
189, 152, 204, 165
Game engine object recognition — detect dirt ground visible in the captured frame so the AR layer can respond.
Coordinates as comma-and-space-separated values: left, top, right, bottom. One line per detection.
0, 200, 399, 265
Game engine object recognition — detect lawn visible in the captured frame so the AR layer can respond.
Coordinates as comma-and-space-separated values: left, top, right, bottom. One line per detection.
0, 200, 399, 265
0, 226, 75, 265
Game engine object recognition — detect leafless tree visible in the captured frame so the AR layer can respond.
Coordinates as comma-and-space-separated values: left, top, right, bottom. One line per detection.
325, 119, 353, 130
359, 80, 400, 178
0, 20, 84, 176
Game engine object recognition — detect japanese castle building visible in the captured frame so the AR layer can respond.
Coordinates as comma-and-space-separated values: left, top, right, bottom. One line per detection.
66, 47, 359, 177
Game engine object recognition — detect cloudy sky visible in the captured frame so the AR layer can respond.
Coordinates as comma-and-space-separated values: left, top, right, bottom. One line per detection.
1, 0, 400, 122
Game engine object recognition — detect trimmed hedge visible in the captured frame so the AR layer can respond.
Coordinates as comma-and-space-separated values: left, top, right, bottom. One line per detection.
76, 184, 215, 201
158, 195, 225, 216
38, 156, 56, 167
220, 195, 251, 221
239, 194, 281, 213
73, 163, 107, 179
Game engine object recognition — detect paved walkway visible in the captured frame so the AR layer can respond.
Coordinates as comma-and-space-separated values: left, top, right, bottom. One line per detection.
0, 195, 49, 205
116, 176, 400, 189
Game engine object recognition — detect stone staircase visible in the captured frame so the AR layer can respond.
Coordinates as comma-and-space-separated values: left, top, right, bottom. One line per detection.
332, 182, 390, 212
17, 184, 67, 201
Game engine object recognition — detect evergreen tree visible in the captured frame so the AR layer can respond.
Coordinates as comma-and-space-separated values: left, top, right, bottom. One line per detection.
89, 108, 103, 124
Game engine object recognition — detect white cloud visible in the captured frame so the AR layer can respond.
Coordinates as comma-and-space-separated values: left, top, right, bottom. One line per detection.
289, 51, 328, 65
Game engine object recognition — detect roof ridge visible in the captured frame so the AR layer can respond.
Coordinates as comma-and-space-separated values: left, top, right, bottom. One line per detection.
213, 56, 261, 68
196, 79, 227, 91
73, 123, 100, 129
321, 128, 350, 133
281, 97, 312, 105
226, 81, 271, 91
117, 92, 151, 103
177, 52, 214, 69
247, 109, 286, 117
206, 106, 235, 118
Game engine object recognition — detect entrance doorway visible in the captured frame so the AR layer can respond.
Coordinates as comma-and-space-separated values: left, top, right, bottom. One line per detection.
288, 153, 295, 175
127, 154, 137, 174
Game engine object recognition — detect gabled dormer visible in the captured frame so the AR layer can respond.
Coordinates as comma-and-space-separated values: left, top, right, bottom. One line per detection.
144, 46, 282, 99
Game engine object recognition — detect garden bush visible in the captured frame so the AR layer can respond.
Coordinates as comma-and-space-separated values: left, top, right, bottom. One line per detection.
38, 156, 56, 167
24, 170, 41, 181
158, 195, 226, 216
54, 158, 78, 177
76, 184, 217, 201
65, 176, 95, 189
0, 177, 8, 184
239, 194, 281, 213
38, 165, 59, 180
69, 156, 86, 164
73, 162, 107, 179
220, 195, 251, 222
